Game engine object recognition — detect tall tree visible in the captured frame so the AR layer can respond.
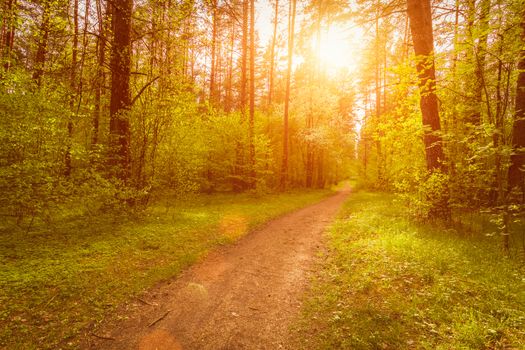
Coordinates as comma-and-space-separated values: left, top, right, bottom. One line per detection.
1, 0, 17, 72
248, 0, 256, 188
65, 0, 79, 176
280, 0, 296, 189
32, 1, 50, 85
508, 10, 525, 201
406, 0, 445, 172
93, 0, 110, 146
267, 0, 279, 107
109, 0, 133, 180
209, 0, 218, 104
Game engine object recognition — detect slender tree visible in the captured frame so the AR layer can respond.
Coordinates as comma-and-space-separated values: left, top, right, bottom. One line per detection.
209, 0, 218, 104
248, 0, 256, 188
1, 0, 17, 72
93, 0, 110, 146
508, 10, 525, 201
32, 1, 50, 85
109, 0, 133, 180
267, 0, 279, 107
65, 0, 79, 176
280, 0, 296, 190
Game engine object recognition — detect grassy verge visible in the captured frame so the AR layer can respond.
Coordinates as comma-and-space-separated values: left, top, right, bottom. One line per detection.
0, 189, 331, 349
295, 191, 525, 349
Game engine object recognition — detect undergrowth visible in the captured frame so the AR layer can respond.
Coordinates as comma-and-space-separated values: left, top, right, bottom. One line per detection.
295, 191, 525, 350
0, 189, 331, 349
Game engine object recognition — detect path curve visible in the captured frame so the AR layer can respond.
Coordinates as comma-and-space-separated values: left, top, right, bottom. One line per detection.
83, 190, 349, 350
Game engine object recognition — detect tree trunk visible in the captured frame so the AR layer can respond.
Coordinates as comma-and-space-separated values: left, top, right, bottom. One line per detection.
248, 0, 256, 189
65, 0, 79, 176
280, 0, 296, 190
32, 1, 50, 86
508, 11, 525, 201
225, 20, 235, 112
407, 0, 445, 172
471, 0, 491, 125
267, 0, 278, 108
109, 0, 132, 180
1, 0, 17, 72
233, 0, 249, 192
209, 0, 218, 104
240, 0, 248, 115
93, 0, 110, 147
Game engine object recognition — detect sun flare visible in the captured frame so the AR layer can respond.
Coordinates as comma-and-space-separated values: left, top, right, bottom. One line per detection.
314, 25, 362, 73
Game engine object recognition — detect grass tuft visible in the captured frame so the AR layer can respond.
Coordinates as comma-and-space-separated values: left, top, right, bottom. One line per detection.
295, 191, 525, 350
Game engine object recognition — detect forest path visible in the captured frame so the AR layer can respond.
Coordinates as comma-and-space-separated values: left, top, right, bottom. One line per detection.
83, 190, 350, 350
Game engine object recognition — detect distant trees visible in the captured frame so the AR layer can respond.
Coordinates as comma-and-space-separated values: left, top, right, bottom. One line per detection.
0, 0, 355, 224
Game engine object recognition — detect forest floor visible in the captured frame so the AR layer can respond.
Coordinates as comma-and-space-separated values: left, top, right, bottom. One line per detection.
295, 191, 525, 349
0, 189, 334, 350
81, 189, 350, 350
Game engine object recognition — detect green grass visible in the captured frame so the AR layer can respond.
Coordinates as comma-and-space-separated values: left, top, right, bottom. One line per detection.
295, 191, 525, 350
0, 189, 331, 349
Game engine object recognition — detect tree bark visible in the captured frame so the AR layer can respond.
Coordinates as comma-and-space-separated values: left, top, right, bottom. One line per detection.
248, 0, 256, 189
93, 0, 110, 147
470, 0, 491, 125
267, 0, 278, 107
508, 11, 525, 201
32, 1, 50, 86
65, 0, 79, 176
407, 0, 445, 172
240, 0, 248, 115
109, 0, 133, 180
280, 0, 296, 190
1, 0, 17, 72
209, 0, 218, 104
224, 20, 235, 112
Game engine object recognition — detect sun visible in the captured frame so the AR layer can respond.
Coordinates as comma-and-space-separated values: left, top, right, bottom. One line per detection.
315, 24, 362, 73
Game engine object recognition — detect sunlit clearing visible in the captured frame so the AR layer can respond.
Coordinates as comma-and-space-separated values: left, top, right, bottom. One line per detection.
314, 25, 361, 73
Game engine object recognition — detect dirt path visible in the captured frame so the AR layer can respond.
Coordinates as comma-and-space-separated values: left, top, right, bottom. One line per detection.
83, 190, 349, 350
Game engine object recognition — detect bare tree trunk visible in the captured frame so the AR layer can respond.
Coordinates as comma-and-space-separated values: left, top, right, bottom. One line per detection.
93, 0, 110, 146
280, 0, 296, 190
1, 0, 17, 72
375, 7, 381, 119
248, 0, 256, 189
471, 0, 491, 125
306, 2, 321, 189
374, 5, 384, 185
508, 11, 525, 201
316, 150, 324, 188
407, 0, 445, 172
233, 0, 249, 192
267, 0, 278, 108
65, 0, 79, 176
240, 0, 248, 115
32, 1, 50, 86
209, 0, 218, 104
225, 20, 235, 112
109, 0, 133, 180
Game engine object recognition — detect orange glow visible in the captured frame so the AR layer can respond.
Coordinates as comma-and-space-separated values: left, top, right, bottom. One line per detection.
314, 24, 363, 73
